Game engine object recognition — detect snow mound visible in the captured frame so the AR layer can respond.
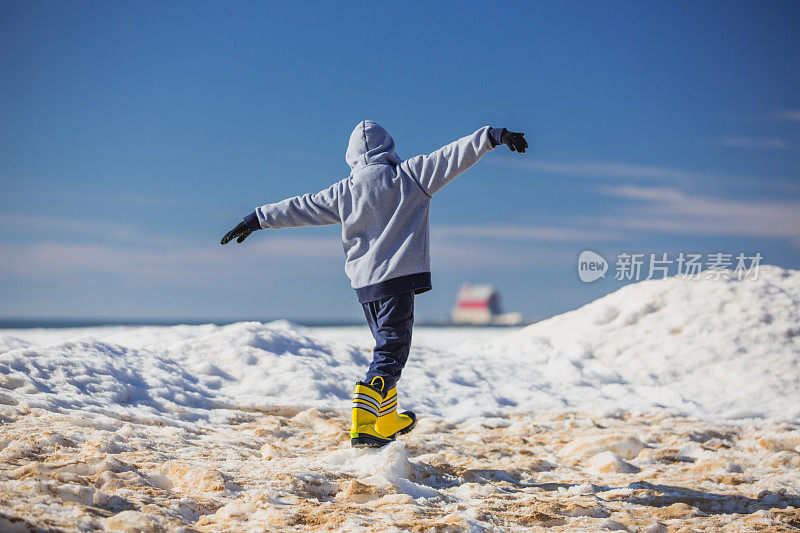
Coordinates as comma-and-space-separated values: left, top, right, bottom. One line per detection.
475, 265, 800, 422
1, 266, 798, 425
0, 321, 366, 426
165, 321, 361, 409
0, 338, 219, 425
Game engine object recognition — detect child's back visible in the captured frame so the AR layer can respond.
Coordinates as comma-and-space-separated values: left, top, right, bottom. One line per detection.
244, 120, 522, 303
221, 120, 528, 447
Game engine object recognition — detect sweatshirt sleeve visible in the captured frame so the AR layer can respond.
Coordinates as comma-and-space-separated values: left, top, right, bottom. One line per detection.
252, 181, 342, 229
399, 126, 495, 196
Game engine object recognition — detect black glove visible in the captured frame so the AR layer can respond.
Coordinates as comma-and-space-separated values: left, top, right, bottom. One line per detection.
220, 221, 251, 245
500, 130, 528, 153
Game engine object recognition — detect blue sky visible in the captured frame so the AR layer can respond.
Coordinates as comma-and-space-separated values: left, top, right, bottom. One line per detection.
1, 1, 799, 323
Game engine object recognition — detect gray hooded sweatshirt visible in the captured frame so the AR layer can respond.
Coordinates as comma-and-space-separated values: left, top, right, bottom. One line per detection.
244, 121, 498, 303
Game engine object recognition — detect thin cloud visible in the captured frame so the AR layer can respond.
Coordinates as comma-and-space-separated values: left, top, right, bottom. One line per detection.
596, 185, 800, 243
0, 236, 343, 285
1, 210, 598, 285
433, 224, 623, 242
773, 109, 800, 122
488, 158, 711, 181
0, 213, 180, 247
488, 156, 800, 193
0, 233, 574, 292
599, 185, 685, 203
712, 136, 794, 150
728, 109, 800, 123
432, 241, 574, 269
485, 158, 761, 187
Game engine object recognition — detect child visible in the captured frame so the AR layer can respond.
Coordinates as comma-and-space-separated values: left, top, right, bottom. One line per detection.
221, 121, 527, 447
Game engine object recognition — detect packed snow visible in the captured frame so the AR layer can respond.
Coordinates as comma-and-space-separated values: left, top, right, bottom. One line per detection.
2, 266, 798, 427
1, 266, 799, 531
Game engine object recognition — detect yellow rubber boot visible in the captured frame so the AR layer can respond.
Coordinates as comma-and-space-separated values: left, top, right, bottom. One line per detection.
375, 385, 417, 438
350, 381, 393, 448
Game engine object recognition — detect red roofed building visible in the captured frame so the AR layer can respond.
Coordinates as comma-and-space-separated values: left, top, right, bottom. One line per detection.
452, 283, 522, 325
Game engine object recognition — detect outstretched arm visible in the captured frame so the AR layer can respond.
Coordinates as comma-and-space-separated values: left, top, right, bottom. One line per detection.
220, 181, 342, 245
400, 126, 527, 196
251, 182, 342, 229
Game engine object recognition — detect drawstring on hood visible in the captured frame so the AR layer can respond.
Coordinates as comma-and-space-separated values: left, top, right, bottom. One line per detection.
346, 120, 402, 171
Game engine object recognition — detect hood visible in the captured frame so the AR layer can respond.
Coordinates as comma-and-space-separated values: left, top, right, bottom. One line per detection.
346, 120, 402, 171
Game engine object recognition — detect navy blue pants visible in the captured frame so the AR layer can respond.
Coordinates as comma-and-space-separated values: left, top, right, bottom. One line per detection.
362, 291, 415, 392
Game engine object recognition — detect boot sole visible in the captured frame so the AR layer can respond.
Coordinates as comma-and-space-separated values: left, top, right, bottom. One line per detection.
350, 435, 393, 448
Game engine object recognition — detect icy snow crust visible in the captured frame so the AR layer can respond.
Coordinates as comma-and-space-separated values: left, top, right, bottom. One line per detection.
1, 266, 800, 531
1, 266, 798, 426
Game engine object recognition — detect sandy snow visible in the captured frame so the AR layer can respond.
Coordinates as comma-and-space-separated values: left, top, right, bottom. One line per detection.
0, 266, 798, 531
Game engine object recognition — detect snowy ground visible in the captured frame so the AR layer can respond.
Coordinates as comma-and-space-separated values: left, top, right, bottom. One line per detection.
1, 266, 798, 531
